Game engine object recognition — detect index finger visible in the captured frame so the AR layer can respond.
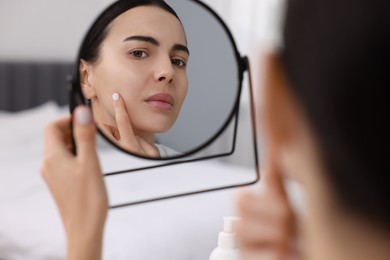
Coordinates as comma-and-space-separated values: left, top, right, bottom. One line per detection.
112, 93, 138, 145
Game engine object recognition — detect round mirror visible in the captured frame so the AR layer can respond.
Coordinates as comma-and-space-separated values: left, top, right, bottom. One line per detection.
70, 0, 243, 160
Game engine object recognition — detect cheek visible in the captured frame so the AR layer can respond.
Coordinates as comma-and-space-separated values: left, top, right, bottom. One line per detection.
121, 94, 139, 116
92, 63, 119, 97
91, 72, 127, 120
96, 65, 144, 103
117, 78, 145, 111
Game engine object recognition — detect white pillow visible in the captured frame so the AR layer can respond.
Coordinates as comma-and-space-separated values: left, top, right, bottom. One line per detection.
0, 102, 68, 147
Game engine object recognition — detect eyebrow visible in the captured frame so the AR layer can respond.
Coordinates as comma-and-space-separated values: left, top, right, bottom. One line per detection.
123, 35, 190, 55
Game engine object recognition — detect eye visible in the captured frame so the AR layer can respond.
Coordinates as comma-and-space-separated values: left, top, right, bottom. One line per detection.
129, 50, 148, 59
171, 58, 186, 68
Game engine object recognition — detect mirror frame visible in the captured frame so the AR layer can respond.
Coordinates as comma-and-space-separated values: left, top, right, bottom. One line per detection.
69, 0, 244, 161
66, 0, 260, 207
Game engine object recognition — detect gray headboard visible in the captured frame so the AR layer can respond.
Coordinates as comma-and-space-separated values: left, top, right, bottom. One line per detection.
0, 62, 74, 111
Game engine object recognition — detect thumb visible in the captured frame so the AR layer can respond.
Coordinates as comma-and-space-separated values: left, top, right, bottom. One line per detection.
73, 106, 97, 158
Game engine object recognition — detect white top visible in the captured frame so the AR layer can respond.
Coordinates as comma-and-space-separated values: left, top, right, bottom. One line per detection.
155, 143, 181, 158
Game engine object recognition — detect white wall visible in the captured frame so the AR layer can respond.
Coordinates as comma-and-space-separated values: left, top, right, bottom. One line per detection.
0, 0, 113, 61
0, 0, 284, 61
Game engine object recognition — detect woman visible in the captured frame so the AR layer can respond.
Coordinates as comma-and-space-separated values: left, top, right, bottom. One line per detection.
41, 0, 389, 259
235, 0, 390, 259
74, 0, 189, 158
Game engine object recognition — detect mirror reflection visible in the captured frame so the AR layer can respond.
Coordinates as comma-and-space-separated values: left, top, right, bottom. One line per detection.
78, 1, 189, 158
71, 0, 240, 159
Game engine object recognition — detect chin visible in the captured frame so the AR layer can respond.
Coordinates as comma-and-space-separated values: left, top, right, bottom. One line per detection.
148, 116, 177, 132
151, 124, 173, 133
138, 121, 173, 134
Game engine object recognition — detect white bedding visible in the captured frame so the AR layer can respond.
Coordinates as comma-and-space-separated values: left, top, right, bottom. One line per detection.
0, 102, 257, 260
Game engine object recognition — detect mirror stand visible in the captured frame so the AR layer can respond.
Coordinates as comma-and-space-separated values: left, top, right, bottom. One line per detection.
106, 56, 260, 208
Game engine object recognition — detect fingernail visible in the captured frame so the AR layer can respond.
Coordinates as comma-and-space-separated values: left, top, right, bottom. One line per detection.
112, 92, 119, 101
76, 106, 92, 125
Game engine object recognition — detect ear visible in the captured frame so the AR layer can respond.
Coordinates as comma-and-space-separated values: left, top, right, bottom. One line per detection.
261, 53, 301, 151
79, 59, 96, 99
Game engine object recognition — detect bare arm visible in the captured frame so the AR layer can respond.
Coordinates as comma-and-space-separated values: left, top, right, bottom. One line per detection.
41, 106, 108, 260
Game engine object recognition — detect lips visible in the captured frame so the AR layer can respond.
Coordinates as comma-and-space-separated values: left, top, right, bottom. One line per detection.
145, 93, 174, 111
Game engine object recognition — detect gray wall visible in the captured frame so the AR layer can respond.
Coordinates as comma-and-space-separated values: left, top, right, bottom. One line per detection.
157, 0, 241, 153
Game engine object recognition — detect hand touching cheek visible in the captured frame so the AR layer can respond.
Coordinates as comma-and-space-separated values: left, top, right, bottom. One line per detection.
111, 92, 159, 157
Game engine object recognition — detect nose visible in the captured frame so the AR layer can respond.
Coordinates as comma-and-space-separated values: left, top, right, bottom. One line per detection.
154, 57, 175, 84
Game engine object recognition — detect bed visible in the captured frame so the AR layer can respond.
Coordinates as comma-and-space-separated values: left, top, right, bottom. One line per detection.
0, 61, 305, 260
0, 62, 262, 259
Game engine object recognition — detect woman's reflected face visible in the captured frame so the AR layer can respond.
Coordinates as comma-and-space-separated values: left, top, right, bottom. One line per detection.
82, 5, 189, 137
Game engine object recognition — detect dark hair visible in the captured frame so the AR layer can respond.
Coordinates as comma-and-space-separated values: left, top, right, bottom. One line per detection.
280, 0, 389, 228
79, 0, 180, 63
71, 0, 181, 107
